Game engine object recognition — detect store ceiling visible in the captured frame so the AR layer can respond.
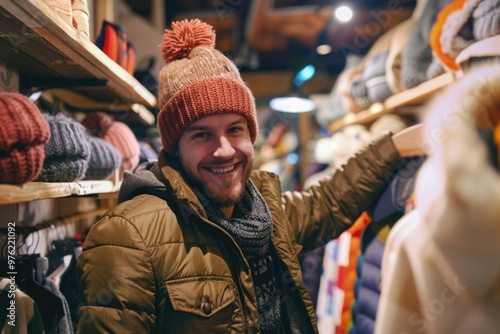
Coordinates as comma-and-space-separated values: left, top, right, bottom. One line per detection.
124, 0, 416, 97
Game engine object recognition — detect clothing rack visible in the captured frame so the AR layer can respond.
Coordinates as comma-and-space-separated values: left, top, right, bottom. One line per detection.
18, 208, 108, 258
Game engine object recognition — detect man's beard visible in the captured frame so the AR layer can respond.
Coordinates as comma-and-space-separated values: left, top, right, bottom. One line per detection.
181, 158, 255, 209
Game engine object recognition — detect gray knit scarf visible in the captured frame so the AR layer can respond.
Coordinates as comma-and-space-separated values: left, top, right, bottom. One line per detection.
194, 180, 282, 334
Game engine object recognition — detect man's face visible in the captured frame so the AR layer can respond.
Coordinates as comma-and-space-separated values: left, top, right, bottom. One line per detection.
177, 113, 255, 209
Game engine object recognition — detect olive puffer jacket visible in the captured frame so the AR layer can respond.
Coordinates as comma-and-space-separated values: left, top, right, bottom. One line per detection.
76, 134, 402, 333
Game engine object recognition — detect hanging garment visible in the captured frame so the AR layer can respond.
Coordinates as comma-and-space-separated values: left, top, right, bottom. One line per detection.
316, 239, 340, 334
334, 212, 371, 334
351, 156, 425, 334
2, 256, 65, 332
43, 279, 73, 334
300, 246, 326, 311
59, 251, 80, 330
375, 64, 500, 334
0, 278, 45, 334
353, 212, 401, 334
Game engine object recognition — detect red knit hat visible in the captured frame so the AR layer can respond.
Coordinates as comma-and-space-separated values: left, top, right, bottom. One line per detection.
0, 93, 50, 184
157, 19, 258, 153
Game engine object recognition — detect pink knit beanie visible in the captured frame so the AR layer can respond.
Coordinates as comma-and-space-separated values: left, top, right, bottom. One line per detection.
0, 93, 50, 184
82, 112, 140, 180
157, 19, 258, 153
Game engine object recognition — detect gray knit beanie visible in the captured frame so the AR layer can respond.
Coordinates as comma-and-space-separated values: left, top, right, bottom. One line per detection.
350, 77, 371, 109
84, 134, 122, 180
36, 113, 91, 182
362, 51, 393, 103
472, 0, 500, 40
401, 0, 453, 88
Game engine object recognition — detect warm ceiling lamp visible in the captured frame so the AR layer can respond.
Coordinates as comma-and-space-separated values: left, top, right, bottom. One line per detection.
316, 44, 332, 55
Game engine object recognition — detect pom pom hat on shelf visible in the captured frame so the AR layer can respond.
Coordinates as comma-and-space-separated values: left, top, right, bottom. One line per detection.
157, 19, 258, 154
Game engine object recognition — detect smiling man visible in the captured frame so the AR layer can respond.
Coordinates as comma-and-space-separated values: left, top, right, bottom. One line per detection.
77, 19, 404, 334
177, 113, 255, 217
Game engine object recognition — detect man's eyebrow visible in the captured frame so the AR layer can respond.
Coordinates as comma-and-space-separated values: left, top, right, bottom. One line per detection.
184, 119, 246, 132
183, 124, 211, 133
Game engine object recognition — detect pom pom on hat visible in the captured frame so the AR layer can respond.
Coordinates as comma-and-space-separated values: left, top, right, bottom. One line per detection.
160, 19, 216, 63
81, 111, 113, 136
36, 113, 91, 182
156, 19, 258, 154
0, 93, 50, 184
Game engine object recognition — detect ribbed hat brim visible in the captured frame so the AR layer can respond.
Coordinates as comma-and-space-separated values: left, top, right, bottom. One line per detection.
0, 146, 46, 184
84, 135, 122, 180
36, 158, 89, 182
157, 77, 257, 153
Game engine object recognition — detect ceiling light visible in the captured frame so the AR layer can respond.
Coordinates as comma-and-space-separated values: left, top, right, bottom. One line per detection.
334, 5, 353, 23
316, 44, 332, 55
270, 97, 316, 113
293, 65, 316, 87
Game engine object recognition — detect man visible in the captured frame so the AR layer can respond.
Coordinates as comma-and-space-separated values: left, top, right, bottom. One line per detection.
77, 19, 404, 333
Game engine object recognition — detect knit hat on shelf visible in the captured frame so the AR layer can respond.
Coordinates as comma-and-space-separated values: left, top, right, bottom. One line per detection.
82, 111, 140, 179
430, 0, 480, 72
84, 134, 122, 180
71, 0, 90, 39
0, 93, 50, 184
36, 112, 91, 182
46, 0, 72, 25
401, 0, 453, 88
157, 19, 258, 153
472, 0, 500, 41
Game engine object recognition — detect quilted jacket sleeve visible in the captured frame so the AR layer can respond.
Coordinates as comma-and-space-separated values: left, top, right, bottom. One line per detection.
76, 213, 156, 333
282, 132, 403, 252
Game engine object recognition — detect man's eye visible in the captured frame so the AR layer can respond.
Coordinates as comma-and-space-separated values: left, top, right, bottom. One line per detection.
228, 127, 243, 133
194, 132, 209, 138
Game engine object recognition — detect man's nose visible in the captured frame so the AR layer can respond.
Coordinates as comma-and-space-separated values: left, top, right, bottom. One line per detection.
213, 136, 235, 158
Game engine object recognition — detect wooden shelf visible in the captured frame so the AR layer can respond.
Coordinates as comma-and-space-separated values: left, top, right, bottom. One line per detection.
0, 0, 157, 117
44, 89, 157, 126
0, 180, 121, 205
328, 72, 458, 133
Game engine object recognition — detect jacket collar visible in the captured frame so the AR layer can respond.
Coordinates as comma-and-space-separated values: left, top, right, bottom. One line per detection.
157, 150, 208, 219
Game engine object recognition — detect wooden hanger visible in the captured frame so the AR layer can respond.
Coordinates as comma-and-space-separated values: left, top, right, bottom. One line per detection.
391, 123, 428, 157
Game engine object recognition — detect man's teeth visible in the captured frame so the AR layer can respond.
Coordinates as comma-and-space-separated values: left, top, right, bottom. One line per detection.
210, 165, 236, 174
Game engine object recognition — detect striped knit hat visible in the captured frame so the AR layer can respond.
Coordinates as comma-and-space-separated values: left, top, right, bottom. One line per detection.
0, 93, 50, 184
82, 111, 140, 180
157, 19, 258, 153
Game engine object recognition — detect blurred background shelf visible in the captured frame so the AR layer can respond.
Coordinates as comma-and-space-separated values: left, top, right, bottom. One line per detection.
328, 72, 457, 132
